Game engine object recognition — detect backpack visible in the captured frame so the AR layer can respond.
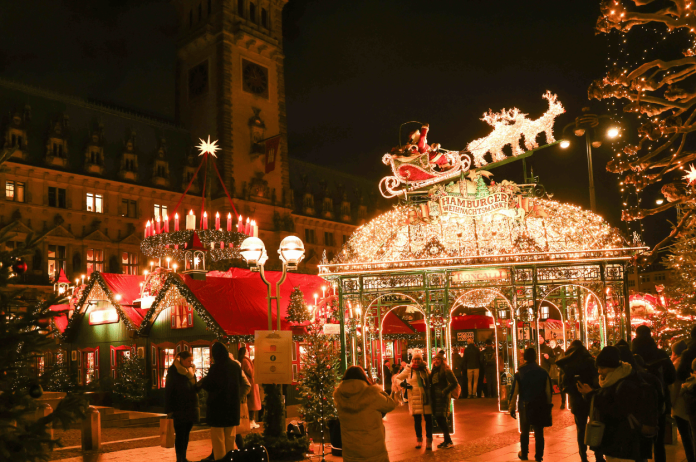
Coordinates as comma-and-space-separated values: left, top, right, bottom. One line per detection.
620, 376, 660, 438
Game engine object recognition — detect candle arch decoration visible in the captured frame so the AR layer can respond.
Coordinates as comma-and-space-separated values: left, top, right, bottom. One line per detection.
140, 135, 258, 269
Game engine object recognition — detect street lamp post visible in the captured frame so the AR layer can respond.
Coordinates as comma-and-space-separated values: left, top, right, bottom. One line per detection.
559, 108, 620, 213
240, 235, 306, 330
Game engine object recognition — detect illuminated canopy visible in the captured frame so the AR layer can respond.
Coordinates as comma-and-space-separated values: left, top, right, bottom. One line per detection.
325, 196, 640, 274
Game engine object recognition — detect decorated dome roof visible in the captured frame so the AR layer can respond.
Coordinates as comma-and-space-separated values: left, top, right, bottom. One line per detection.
327, 177, 636, 272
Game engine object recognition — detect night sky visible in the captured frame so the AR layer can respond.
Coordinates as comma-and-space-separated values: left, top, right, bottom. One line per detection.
0, 0, 671, 245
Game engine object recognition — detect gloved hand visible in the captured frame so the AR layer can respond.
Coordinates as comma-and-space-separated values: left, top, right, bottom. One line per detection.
510, 409, 516, 420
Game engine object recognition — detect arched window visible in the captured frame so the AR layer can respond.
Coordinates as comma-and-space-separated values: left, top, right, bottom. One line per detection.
237, 0, 244, 17
261, 8, 268, 28
249, 2, 255, 22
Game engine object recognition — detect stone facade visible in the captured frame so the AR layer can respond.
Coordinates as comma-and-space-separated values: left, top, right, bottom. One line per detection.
0, 1, 385, 294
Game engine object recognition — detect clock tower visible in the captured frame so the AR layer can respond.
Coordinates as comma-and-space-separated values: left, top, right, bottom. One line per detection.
174, 0, 290, 209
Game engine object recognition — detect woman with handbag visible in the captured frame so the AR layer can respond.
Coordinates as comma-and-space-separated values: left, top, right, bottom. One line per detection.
395, 351, 434, 450
430, 353, 458, 449
165, 351, 200, 462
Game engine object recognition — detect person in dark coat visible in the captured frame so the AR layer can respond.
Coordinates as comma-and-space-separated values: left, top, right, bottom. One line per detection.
463, 338, 482, 398
549, 340, 567, 409
632, 325, 675, 462
556, 340, 603, 462
430, 353, 458, 449
538, 336, 555, 373
451, 347, 465, 399
165, 351, 200, 462
509, 348, 552, 462
383, 359, 393, 395
481, 340, 498, 398
198, 342, 245, 460
679, 325, 696, 381
577, 346, 643, 462
618, 345, 663, 461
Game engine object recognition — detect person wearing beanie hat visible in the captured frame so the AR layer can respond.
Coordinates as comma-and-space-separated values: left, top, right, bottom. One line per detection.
198, 342, 246, 460
577, 346, 643, 461
395, 349, 434, 450
556, 341, 602, 462
509, 348, 552, 461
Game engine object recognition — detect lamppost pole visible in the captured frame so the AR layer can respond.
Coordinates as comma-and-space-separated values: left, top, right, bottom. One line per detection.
560, 110, 620, 214
585, 132, 597, 213
241, 235, 305, 331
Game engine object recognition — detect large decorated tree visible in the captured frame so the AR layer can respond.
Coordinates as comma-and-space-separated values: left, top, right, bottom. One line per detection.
0, 227, 86, 461
296, 324, 340, 429
590, 0, 696, 263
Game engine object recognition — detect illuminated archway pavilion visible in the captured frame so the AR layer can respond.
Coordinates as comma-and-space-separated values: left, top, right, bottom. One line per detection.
319, 176, 645, 410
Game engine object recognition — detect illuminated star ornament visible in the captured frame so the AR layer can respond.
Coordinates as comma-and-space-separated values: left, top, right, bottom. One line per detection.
684, 164, 696, 186
197, 135, 220, 157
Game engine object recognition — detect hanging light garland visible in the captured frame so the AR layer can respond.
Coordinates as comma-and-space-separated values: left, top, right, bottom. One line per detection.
457, 289, 498, 308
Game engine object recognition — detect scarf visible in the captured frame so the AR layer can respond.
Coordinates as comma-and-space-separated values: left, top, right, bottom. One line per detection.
599, 361, 632, 388
174, 359, 196, 385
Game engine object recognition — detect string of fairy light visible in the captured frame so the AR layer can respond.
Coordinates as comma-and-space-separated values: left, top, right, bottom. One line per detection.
331, 196, 631, 267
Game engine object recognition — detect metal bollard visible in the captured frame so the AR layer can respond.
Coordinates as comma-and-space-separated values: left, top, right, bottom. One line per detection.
81, 406, 101, 451
36, 403, 53, 439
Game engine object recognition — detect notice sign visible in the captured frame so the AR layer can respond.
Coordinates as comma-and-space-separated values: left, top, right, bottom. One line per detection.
322, 323, 340, 335
456, 331, 474, 342
439, 193, 510, 217
254, 330, 293, 385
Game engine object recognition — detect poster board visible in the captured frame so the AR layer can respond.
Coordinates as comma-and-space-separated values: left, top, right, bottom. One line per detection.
254, 330, 293, 384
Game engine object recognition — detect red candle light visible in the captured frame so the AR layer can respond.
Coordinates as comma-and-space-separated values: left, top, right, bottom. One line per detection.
237, 215, 243, 233
215, 212, 220, 230
145, 220, 151, 238
203, 212, 208, 230
156, 216, 161, 234
174, 213, 179, 231
163, 214, 169, 233
227, 213, 232, 232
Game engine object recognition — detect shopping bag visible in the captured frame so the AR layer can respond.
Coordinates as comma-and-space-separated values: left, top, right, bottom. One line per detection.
238, 402, 252, 434
160, 417, 175, 448
450, 383, 462, 400
584, 396, 605, 447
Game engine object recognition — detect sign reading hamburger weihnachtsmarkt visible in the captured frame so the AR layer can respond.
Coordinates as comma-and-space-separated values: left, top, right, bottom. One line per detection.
439, 193, 510, 217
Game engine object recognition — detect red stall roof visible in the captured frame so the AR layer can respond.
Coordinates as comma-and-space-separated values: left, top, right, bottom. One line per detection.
49, 304, 71, 333
410, 314, 495, 332
179, 268, 326, 336
101, 273, 145, 306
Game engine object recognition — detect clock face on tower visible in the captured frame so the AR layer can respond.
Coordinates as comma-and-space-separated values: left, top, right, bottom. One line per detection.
242, 59, 269, 98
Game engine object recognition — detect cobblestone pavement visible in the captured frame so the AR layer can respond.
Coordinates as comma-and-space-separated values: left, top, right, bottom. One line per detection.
53, 395, 690, 462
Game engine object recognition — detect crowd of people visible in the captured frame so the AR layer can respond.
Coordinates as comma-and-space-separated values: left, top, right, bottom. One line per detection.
163, 325, 696, 462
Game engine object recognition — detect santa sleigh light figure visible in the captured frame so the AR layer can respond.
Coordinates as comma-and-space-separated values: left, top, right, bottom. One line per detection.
380, 123, 471, 198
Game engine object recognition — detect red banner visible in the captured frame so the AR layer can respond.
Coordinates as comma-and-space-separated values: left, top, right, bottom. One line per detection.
265, 135, 281, 173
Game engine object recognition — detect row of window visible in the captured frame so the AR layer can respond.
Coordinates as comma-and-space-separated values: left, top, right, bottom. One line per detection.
304, 228, 349, 247
46, 245, 138, 279
6, 184, 168, 220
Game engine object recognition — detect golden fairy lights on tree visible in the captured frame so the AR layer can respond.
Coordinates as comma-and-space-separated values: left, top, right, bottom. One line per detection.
590, 0, 696, 263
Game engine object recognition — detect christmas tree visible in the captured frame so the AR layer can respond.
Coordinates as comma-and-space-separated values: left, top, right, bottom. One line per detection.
475, 175, 490, 199
113, 355, 148, 403
297, 324, 340, 429
43, 360, 78, 393
0, 227, 87, 461
286, 286, 312, 323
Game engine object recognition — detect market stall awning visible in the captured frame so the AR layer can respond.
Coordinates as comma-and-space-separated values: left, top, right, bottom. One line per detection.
180, 268, 326, 336
49, 304, 71, 333
382, 311, 416, 334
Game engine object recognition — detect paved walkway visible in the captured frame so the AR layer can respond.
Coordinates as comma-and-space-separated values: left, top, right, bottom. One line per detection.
55, 395, 690, 462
